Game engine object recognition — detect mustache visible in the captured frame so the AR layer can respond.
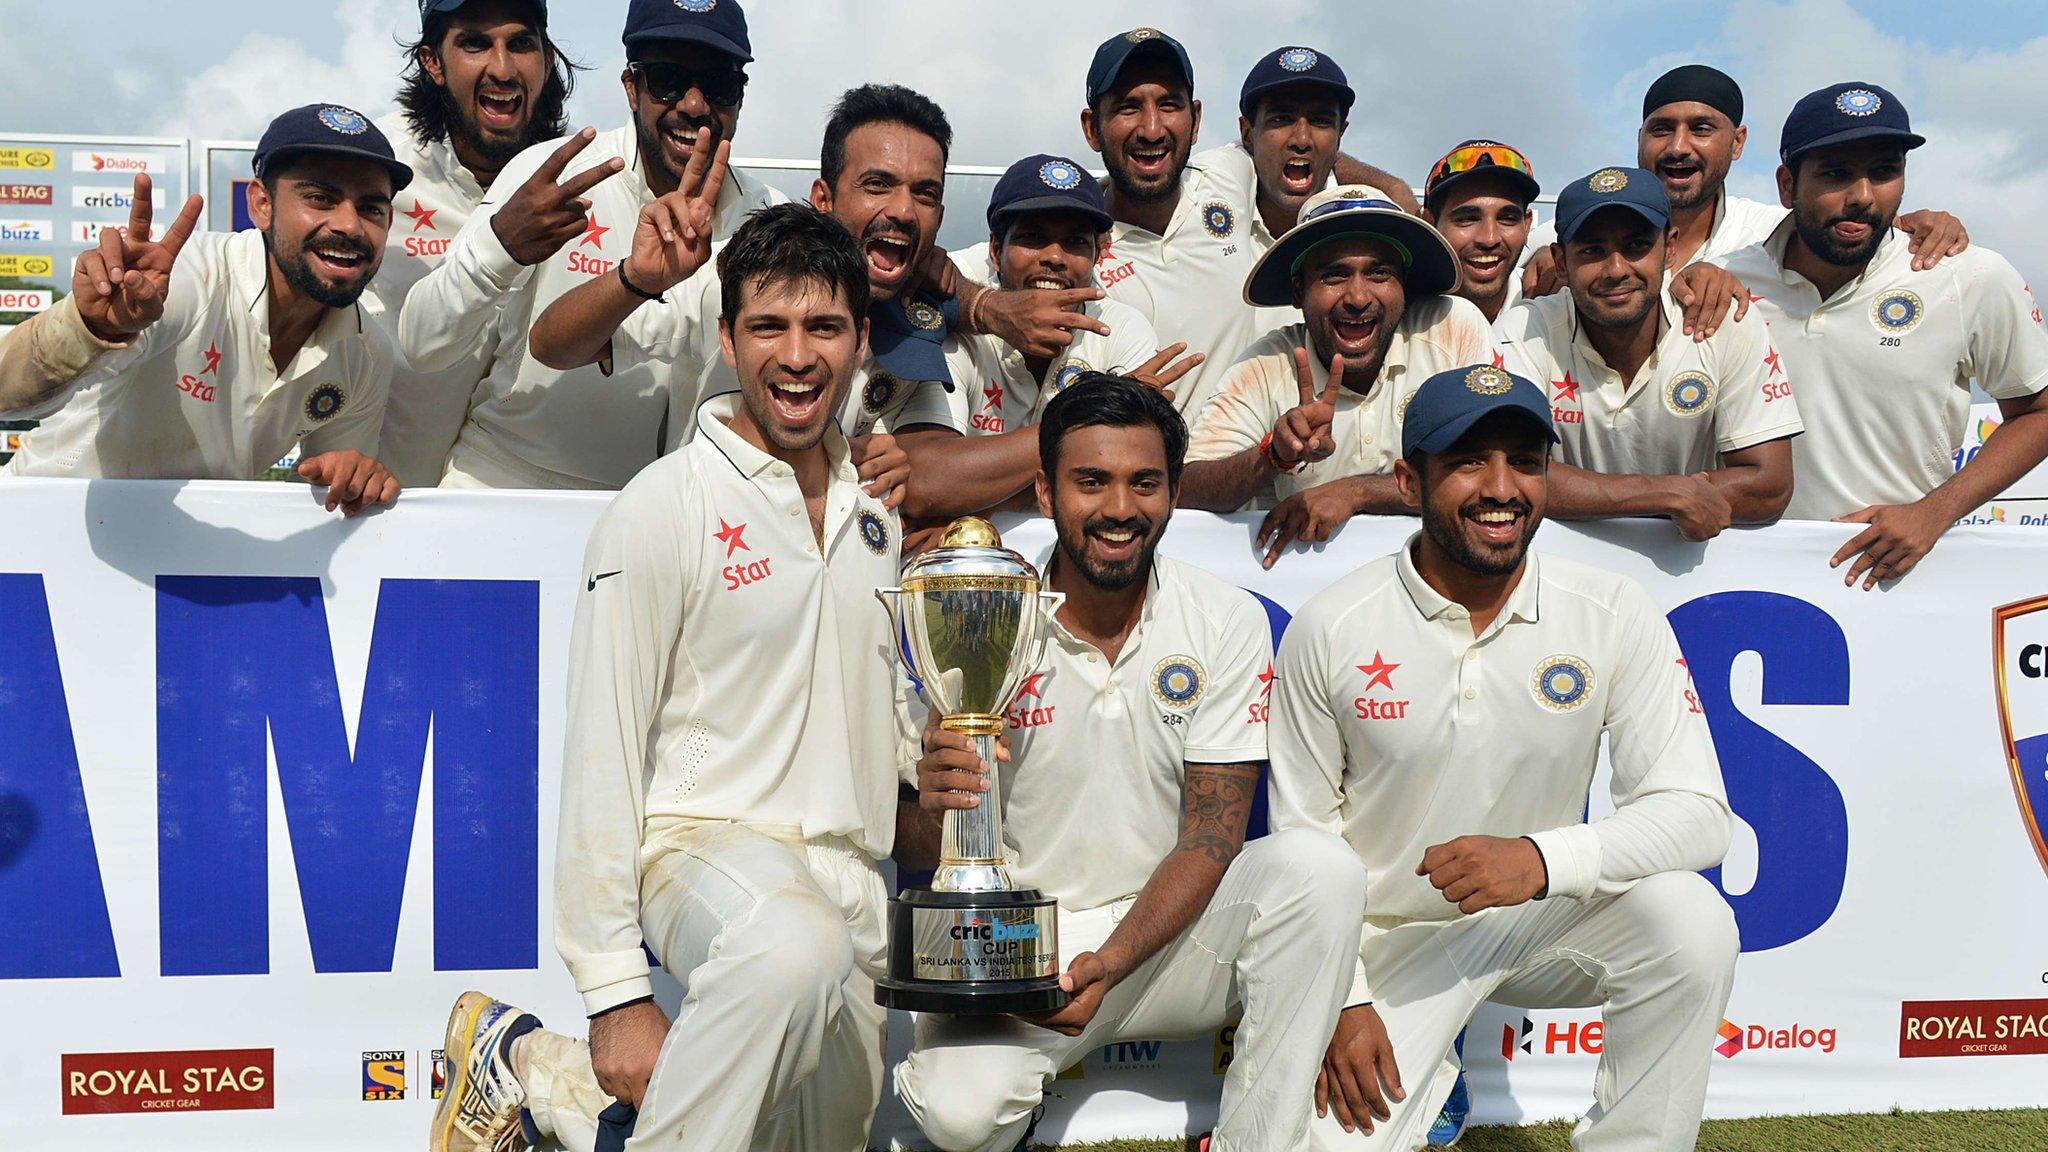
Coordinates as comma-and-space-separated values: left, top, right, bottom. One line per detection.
1085, 515, 1152, 538
1823, 208, 1878, 228
660, 111, 722, 138
301, 232, 373, 260
1461, 498, 1531, 518
861, 217, 921, 248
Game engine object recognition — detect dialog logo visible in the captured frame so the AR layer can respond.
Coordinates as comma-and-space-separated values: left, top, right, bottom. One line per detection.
362, 1050, 406, 1100
1992, 595, 2048, 880
73, 150, 165, 175
61, 1049, 274, 1114
1900, 998, 2048, 1058
1714, 1018, 1836, 1058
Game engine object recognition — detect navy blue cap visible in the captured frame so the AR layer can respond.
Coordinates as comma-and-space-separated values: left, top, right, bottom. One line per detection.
867, 294, 956, 388
986, 155, 1112, 235
1401, 364, 1558, 457
1552, 167, 1669, 244
252, 105, 413, 193
1086, 27, 1193, 108
420, 0, 545, 22
1779, 82, 1924, 165
623, 0, 751, 62
1238, 46, 1354, 120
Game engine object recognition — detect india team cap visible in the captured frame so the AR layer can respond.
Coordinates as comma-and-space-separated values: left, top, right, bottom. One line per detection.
623, 0, 752, 62
253, 105, 414, 193
1552, 166, 1669, 245
1086, 27, 1194, 107
1779, 81, 1925, 165
986, 154, 1113, 235
1401, 364, 1558, 458
1238, 45, 1355, 120
419, 0, 546, 23
868, 294, 956, 387
1244, 184, 1459, 307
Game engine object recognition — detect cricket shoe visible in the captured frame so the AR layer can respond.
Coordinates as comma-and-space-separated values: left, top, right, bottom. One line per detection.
431, 991, 542, 1152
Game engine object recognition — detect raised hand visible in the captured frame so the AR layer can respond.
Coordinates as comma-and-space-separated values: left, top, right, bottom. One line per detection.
625, 128, 731, 294
977, 286, 1111, 359
1271, 347, 1343, 467
1126, 341, 1204, 404
489, 128, 626, 266
72, 174, 202, 342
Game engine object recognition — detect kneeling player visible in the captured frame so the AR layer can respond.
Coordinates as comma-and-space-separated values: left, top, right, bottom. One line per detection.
1269, 365, 1738, 1151
896, 377, 1368, 1151
431, 204, 906, 1152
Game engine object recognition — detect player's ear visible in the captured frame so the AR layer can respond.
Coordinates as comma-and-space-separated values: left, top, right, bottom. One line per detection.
1394, 455, 1423, 511
1730, 123, 1748, 164
1080, 106, 1102, 154
1034, 470, 1054, 519
418, 43, 446, 87
1238, 114, 1253, 152
718, 315, 737, 369
246, 178, 273, 232
809, 177, 832, 213
1775, 164, 1794, 210
1189, 97, 1202, 147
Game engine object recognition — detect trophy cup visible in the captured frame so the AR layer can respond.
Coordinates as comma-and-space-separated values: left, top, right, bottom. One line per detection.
875, 517, 1067, 1014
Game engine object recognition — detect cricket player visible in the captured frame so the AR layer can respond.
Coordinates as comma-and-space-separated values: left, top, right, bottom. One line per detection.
396, 0, 787, 488
370, 0, 576, 487
431, 203, 905, 1152
1716, 82, 2048, 587
1180, 185, 1494, 565
1423, 140, 1540, 325
1269, 363, 1738, 1152
0, 105, 406, 514
895, 376, 1368, 1152
1499, 167, 1802, 539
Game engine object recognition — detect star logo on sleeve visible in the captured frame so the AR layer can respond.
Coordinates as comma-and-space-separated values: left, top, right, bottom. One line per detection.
1490, 350, 1506, 369
202, 342, 222, 375
981, 380, 1005, 413
1257, 662, 1275, 697
1764, 348, 1784, 378
714, 518, 749, 557
1018, 672, 1047, 699
1552, 371, 1580, 403
578, 214, 609, 249
403, 199, 438, 232
1356, 651, 1400, 692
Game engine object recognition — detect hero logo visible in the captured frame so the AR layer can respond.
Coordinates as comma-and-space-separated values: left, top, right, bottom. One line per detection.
0, 288, 53, 313
1501, 1015, 1603, 1058
1716, 1017, 1837, 1058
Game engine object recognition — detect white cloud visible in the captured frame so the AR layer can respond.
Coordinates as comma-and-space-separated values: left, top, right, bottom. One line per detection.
145, 1, 417, 141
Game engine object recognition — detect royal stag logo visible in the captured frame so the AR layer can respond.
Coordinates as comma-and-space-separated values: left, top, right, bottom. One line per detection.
1991, 595, 2048, 880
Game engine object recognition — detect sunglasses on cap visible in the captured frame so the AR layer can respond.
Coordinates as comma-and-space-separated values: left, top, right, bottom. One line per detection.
628, 61, 746, 108
1427, 141, 1535, 190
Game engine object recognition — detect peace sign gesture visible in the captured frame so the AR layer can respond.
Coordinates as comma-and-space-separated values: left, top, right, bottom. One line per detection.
72, 174, 202, 342
1127, 341, 1204, 404
1270, 346, 1344, 467
625, 127, 731, 295
490, 128, 626, 266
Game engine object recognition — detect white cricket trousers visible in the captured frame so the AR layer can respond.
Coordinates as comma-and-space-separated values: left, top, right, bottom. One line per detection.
1311, 871, 1739, 1152
896, 828, 1369, 1152
520, 821, 889, 1152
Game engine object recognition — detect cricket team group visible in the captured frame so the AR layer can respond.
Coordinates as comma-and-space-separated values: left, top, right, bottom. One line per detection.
6, 0, 2045, 1149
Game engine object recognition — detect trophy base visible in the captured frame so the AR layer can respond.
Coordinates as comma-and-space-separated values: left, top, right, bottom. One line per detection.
876, 886, 1066, 1015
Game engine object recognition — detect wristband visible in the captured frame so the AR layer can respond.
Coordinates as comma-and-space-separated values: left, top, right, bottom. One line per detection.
964, 284, 987, 335
617, 259, 665, 304
1260, 431, 1306, 474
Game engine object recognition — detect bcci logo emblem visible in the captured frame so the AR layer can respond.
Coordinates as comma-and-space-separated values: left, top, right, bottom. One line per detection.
304, 384, 346, 422
675, 0, 718, 11
318, 107, 369, 135
857, 508, 890, 555
1992, 595, 2048, 879
1464, 365, 1512, 395
1587, 168, 1629, 194
1871, 289, 1923, 335
863, 373, 899, 415
1278, 48, 1319, 72
1201, 201, 1235, 239
1836, 88, 1881, 116
1531, 654, 1593, 712
1039, 159, 1083, 191
1153, 657, 1205, 708
906, 300, 944, 331
1051, 359, 1091, 393
1398, 390, 1415, 422
1664, 371, 1715, 417
1125, 27, 1161, 42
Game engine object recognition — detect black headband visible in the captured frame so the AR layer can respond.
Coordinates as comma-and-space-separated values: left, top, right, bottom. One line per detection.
1643, 64, 1744, 126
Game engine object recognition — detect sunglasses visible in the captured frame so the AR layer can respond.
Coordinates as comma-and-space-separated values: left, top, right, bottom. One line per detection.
628, 61, 746, 108
1427, 141, 1535, 191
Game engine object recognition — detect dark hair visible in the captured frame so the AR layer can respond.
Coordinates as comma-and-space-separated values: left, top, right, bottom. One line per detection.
397, 4, 579, 152
1037, 374, 1188, 489
716, 202, 872, 328
820, 84, 952, 190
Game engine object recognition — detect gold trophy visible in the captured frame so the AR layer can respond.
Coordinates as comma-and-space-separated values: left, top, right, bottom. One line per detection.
875, 518, 1066, 1013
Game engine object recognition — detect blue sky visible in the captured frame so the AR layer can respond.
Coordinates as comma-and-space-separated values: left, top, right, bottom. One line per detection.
3, 0, 2045, 283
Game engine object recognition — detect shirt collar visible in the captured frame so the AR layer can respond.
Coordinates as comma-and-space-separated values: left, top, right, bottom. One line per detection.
1035, 544, 1167, 646
227, 229, 364, 371
696, 391, 856, 482
414, 130, 485, 204
1762, 212, 1904, 299
1394, 532, 1542, 628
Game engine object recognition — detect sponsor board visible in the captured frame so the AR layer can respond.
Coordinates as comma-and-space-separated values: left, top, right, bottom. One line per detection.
0, 182, 54, 205
0, 219, 52, 243
1213, 1025, 1235, 1075
74, 185, 165, 211
1993, 594, 2048, 878
70, 220, 135, 244
1899, 999, 2048, 1058
361, 1051, 406, 1101
0, 147, 55, 170
0, 288, 53, 313
73, 150, 166, 175
0, 254, 54, 277
1715, 1018, 1837, 1058
61, 1049, 274, 1114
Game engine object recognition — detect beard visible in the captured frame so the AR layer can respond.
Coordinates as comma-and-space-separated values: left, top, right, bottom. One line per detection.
1101, 139, 1188, 205
1054, 510, 1159, 591
265, 228, 376, 309
1656, 153, 1732, 211
437, 83, 538, 172
1420, 493, 1536, 578
1793, 202, 1894, 267
637, 110, 727, 189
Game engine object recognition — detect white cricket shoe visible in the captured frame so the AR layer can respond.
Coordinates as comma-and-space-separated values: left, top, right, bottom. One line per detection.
430, 991, 541, 1152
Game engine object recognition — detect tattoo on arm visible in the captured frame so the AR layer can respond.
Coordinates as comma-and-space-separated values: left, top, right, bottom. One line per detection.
1177, 761, 1260, 866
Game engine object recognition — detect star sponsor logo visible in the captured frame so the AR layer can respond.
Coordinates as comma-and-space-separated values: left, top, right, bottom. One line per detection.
1353, 651, 1409, 720
1762, 347, 1793, 402
577, 214, 609, 249
61, 1048, 275, 1114
1551, 370, 1582, 424
178, 344, 221, 402
1900, 999, 2048, 1058
716, 518, 773, 590
1531, 654, 1593, 712
1247, 662, 1274, 725
361, 1050, 406, 1101
1008, 671, 1056, 730
402, 199, 438, 232
981, 379, 1005, 412
714, 517, 749, 557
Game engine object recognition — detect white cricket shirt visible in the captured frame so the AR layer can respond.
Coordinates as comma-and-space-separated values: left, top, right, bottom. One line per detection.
933, 297, 1161, 436
1716, 219, 2048, 520
1497, 289, 1802, 476
555, 391, 905, 1014
1185, 295, 1498, 507
1525, 190, 1786, 274
397, 123, 785, 488
5, 228, 388, 479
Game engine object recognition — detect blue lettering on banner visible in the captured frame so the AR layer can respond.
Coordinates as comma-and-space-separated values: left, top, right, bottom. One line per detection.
1105, 1040, 1164, 1063
0, 574, 121, 979
1668, 592, 1850, 952
155, 577, 539, 976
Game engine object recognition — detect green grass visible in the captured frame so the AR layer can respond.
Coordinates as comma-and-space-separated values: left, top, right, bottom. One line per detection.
1026, 1107, 2048, 1151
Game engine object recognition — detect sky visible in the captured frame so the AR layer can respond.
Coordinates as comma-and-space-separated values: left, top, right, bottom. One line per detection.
3, 0, 2045, 283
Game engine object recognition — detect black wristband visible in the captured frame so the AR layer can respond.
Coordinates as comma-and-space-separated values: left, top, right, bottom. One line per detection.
588, 994, 655, 1021
617, 259, 664, 304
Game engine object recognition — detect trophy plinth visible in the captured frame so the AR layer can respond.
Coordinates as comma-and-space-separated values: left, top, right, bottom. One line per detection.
875, 518, 1067, 1015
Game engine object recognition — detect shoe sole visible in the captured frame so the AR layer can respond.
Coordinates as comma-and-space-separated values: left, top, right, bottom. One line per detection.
430, 992, 488, 1152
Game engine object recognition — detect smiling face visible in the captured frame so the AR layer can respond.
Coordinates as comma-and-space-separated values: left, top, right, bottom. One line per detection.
810, 120, 946, 301
992, 208, 1102, 294
1638, 100, 1745, 211
1781, 140, 1905, 268
419, 0, 551, 171
1430, 174, 1532, 311
1083, 60, 1200, 204
1240, 86, 1344, 221
1293, 234, 1408, 384
1398, 411, 1549, 578
625, 42, 745, 195
1037, 421, 1174, 591
1560, 207, 1665, 330
250, 154, 393, 308
720, 272, 867, 452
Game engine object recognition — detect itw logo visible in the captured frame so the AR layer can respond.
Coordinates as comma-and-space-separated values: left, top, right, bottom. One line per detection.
1101, 1040, 1163, 1066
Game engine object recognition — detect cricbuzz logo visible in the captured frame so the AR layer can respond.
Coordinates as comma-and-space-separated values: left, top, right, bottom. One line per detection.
949, 916, 1041, 943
